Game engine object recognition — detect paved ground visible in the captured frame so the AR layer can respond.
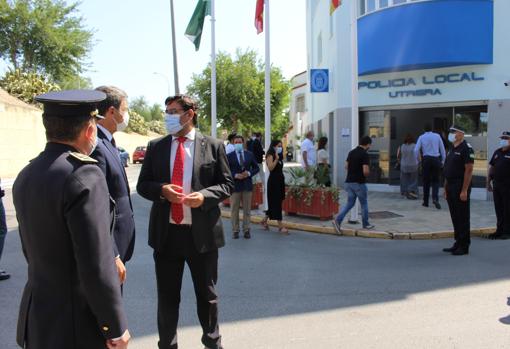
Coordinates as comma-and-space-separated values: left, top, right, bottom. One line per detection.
1, 165, 510, 348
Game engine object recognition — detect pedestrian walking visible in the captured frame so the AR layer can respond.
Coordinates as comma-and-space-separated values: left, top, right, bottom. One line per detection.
487, 131, 510, 240
316, 136, 331, 187
301, 130, 316, 170
137, 95, 233, 349
442, 126, 474, 256
415, 124, 446, 209
0, 178, 9, 281
397, 134, 419, 199
333, 136, 375, 233
260, 140, 289, 235
227, 135, 260, 239
12, 90, 130, 349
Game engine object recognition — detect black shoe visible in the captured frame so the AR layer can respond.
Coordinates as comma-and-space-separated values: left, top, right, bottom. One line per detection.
489, 233, 510, 240
451, 247, 469, 256
0, 270, 10, 281
433, 201, 441, 210
442, 245, 457, 253
232, 231, 239, 239
244, 231, 251, 239
422, 202, 429, 207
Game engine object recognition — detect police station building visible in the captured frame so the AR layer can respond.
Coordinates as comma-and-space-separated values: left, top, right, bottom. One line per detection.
304, 0, 509, 199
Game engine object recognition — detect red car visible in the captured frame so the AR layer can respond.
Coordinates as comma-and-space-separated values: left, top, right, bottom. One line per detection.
132, 146, 146, 164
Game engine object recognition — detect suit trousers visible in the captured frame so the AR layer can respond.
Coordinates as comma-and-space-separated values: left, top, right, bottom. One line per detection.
230, 191, 252, 233
154, 224, 221, 349
493, 181, 510, 235
446, 181, 471, 249
422, 156, 441, 204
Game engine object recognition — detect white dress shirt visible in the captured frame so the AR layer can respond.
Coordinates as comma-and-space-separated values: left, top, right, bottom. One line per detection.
301, 138, 316, 167
169, 128, 195, 225
225, 143, 235, 154
97, 124, 113, 142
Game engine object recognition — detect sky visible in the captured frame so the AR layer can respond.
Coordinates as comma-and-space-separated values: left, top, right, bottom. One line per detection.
17, 0, 307, 107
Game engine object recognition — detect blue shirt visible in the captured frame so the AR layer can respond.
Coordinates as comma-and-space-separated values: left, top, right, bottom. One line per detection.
415, 132, 446, 163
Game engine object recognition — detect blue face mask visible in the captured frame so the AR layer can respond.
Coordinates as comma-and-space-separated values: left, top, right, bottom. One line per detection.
234, 143, 243, 152
276, 146, 283, 154
499, 139, 509, 148
164, 113, 182, 135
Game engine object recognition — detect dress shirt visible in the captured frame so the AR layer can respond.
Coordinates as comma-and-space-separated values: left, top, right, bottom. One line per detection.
301, 138, 316, 167
236, 150, 250, 176
169, 128, 195, 225
415, 132, 446, 163
97, 124, 113, 142
225, 143, 235, 154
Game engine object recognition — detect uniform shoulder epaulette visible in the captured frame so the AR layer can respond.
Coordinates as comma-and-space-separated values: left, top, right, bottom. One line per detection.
68, 152, 98, 164
466, 142, 473, 148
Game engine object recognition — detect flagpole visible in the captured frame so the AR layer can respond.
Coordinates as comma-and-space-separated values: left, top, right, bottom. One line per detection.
349, 0, 360, 223
170, 0, 180, 95
211, 0, 217, 137
263, 0, 271, 211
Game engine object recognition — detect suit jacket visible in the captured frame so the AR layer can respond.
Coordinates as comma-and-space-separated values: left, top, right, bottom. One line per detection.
92, 128, 136, 262
13, 142, 127, 349
227, 150, 260, 192
136, 131, 234, 253
247, 138, 265, 163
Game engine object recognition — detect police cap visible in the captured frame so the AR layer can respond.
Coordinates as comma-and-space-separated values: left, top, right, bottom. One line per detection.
449, 126, 466, 134
35, 90, 106, 119
499, 131, 510, 139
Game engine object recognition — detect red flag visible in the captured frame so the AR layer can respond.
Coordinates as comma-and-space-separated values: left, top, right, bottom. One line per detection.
255, 0, 264, 34
330, 0, 341, 15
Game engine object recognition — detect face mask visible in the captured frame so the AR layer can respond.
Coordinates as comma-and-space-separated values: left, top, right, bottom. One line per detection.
276, 147, 283, 154
88, 127, 98, 155
251, 136, 256, 141
165, 113, 184, 135
448, 133, 456, 143
116, 110, 129, 132
234, 143, 243, 152
499, 139, 509, 148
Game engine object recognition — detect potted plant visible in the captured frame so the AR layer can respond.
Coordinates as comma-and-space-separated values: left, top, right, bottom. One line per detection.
283, 167, 340, 220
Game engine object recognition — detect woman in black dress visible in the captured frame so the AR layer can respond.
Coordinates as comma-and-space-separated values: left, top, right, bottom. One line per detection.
261, 140, 289, 235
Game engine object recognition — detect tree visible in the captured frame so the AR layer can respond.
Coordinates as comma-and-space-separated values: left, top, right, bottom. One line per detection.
186, 48, 290, 139
0, 0, 93, 82
0, 68, 60, 104
129, 96, 164, 122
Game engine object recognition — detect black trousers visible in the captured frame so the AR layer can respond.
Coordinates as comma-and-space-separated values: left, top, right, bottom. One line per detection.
154, 224, 221, 349
446, 181, 471, 249
422, 156, 442, 204
493, 181, 510, 235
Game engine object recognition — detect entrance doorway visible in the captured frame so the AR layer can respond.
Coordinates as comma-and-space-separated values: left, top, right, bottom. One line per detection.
360, 104, 488, 188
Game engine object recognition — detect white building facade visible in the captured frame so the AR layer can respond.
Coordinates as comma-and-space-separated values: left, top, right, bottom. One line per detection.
304, 0, 509, 199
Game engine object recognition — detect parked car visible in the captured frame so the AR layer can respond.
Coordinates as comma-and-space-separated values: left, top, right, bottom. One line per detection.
132, 146, 147, 164
117, 147, 130, 167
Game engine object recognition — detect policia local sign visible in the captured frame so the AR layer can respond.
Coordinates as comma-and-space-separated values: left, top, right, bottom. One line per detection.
358, 72, 485, 98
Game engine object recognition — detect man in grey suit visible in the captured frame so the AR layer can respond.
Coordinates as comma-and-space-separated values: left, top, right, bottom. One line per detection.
137, 95, 233, 349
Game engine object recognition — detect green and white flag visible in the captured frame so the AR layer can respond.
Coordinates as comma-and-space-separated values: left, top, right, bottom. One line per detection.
185, 0, 211, 51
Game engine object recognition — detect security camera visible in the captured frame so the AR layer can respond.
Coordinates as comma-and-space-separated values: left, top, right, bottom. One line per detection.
505, 81, 510, 87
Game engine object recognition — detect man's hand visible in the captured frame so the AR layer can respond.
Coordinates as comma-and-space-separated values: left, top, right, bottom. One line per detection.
161, 184, 185, 203
106, 329, 130, 349
460, 190, 468, 202
115, 257, 126, 284
182, 192, 205, 208
487, 181, 493, 192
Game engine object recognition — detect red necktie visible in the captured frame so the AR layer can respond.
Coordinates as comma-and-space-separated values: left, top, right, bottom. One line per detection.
171, 137, 187, 224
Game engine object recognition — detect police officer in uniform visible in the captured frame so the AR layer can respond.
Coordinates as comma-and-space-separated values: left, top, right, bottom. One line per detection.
442, 126, 475, 255
487, 131, 510, 239
12, 90, 130, 349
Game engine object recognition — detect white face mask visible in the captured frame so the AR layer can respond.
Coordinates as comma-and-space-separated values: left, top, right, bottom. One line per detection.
88, 127, 98, 155
448, 133, 457, 143
499, 139, 509, 148
116, 110, 130, 132
165, 113, 184, 135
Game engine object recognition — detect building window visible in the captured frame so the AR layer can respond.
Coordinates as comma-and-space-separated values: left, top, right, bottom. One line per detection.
317, 33, 323, 65
360, 0, 422, 17
296, 95, 305, 113
379, 0, 388, 8
367, 0, 376, 12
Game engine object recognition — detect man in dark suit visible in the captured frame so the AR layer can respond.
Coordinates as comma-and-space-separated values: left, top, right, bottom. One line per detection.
12, 90, 130, 349
227, 134, 259, 239
91, 85, 135, 285
137, 95, 233, 349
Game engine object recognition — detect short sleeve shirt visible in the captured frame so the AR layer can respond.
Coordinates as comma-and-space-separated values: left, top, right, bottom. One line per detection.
317, 149, 329, 164
346, 146, 370, 183
443, 140, 475, 181
489, 147, 510, 183
301, 139, 316, 167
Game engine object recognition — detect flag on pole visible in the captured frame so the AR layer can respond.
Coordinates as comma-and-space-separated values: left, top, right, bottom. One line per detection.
330, 0, 341, 15
185, 0, 211, 51
255, 0, 264, 34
